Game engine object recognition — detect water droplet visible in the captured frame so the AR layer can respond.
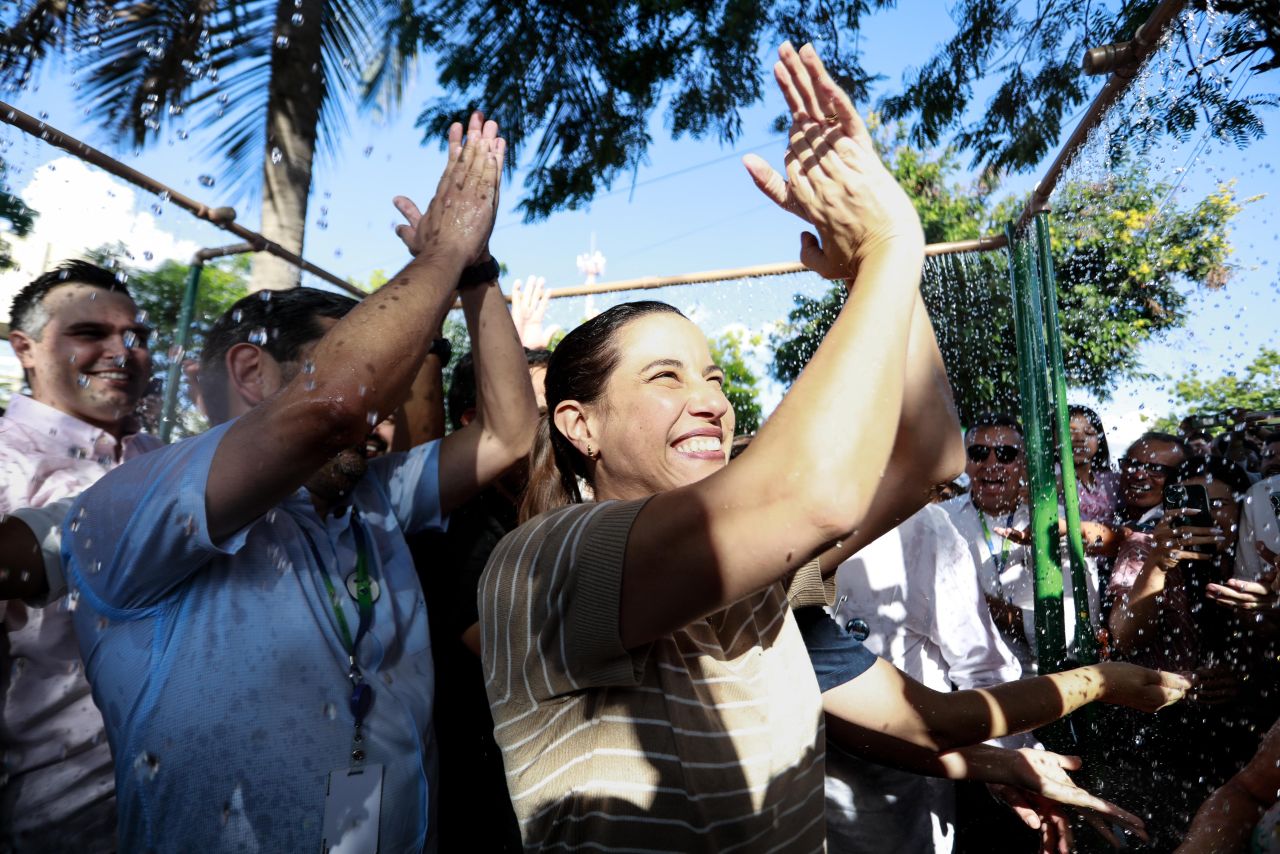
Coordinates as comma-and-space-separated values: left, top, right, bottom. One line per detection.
133, 751, 161, 782
198, 174, 215, 187
230, 308, 243, 323
274, 35, 290, 49
248, 327, 268, 346
366, 410, 379, 428
65, 589, 80, 611
291, 12, 304, 25
150, 203, 163, 216
363, 145, 373, 157
270, 147, 283, 165
323, 702, 337, 720
77, 374, 90, 388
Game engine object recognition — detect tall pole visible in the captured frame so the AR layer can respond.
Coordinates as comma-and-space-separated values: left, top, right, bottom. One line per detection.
1035, 213, 1098, 664
159, 260, 204, 443
1006, 223, 1067, 676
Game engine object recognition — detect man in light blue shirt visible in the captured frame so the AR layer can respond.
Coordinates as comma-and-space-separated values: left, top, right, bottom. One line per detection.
63, 116, 537, 853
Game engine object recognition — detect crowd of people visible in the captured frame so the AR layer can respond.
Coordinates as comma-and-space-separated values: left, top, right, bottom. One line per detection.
0, 42, 1276, 854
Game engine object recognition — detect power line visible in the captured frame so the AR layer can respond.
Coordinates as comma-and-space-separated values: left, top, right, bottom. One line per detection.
491, 135, 785, 232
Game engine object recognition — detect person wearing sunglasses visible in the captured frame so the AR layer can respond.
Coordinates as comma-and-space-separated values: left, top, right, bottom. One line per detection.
1104, 433, 1190, 601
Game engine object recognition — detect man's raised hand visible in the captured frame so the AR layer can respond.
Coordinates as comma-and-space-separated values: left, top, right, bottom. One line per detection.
742, 42, 923, 280
393, 110, 502, 265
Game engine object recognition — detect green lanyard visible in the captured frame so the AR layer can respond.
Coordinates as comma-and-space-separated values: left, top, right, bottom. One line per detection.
321, 537, 372, 655
320, 518, 375, 766
977, 509, 1015, 594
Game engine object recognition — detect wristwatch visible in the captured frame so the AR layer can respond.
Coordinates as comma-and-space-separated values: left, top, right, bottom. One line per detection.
458, 256, 500, 290
428, 336, 452, 363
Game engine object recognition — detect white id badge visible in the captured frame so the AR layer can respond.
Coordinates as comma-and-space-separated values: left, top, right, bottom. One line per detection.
321, 764, 384, 854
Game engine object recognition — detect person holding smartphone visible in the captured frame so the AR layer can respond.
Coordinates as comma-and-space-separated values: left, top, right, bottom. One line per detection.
1107, 456, 1260, 847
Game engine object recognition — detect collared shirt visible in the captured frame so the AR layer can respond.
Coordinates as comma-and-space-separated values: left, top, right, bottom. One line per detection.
941, 495, 1100, 672
0, 394, 162, 851
64, 421, 447, 853
1235, 474, 1280, 581
831, 504, 1022, 694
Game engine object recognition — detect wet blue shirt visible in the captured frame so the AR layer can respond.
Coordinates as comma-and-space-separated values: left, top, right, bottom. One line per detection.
64, 421, 445, 853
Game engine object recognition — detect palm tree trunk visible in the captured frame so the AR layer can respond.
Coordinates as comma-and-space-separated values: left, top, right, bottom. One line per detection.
250, 0, 326, 291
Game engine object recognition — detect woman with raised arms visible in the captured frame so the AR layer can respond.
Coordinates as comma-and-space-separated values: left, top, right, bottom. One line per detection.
477, 42, 1190, 853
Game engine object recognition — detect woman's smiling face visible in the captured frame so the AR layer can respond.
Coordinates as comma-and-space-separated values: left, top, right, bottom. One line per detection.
584, 312, 734, 500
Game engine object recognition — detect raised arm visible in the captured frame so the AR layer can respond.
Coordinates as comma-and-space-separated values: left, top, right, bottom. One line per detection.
389, 203, 539, 516
435, 276, 538, 514
205, 115, 502, 541
1177, 715, 1280, 853
818, 297, 964, 572
618, 43, 925, 648
1108, 515, 1219, 654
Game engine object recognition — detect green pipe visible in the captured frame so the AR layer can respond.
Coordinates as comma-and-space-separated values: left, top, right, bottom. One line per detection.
1034, 213, 1098, 665
1006, 223, 1067, 675
159, 260, 204, 443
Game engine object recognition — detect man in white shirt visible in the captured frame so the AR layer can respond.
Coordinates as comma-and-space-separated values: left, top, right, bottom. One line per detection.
825, 503, 1023, 852
1, 259, 160, 851
941, 414, 1100, 672
1235, 433, 1280, 581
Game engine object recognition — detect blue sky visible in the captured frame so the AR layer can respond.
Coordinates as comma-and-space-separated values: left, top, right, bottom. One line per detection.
0, 3, 1275, 448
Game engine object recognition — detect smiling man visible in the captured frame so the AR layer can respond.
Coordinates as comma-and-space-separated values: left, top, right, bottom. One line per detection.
941, 414, 1100, 673
1, 259, 160, 852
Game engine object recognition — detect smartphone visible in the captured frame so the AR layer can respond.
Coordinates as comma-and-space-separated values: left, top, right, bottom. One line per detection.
1163, 483, 1215, 555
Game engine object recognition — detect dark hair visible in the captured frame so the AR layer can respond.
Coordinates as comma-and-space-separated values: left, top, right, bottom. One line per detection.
965, 412, 1023, 444
519, 301, 685, 523
448, 347, 553, 431
1068, 404, 1112, 469
1126, 431, 1187, 459
10, 260, 131, 338
1174, 456, 1252, 498
199, 287, 358, 423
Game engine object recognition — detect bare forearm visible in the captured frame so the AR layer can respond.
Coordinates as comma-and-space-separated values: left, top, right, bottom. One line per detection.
303, 253, 463, 439
1178, 781, 1266, 853
737, 244, 921, 542
819, 294, 963, 571
461, 279, 538, 458
941, 668, 1109, 748
827, 714, 1020, 783
1109, 567, 1167, 653
824, 658, 1103, 755
395, 355, 447, 450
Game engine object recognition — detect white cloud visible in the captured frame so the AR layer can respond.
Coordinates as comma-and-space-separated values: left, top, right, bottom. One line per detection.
1, 156, 199, 324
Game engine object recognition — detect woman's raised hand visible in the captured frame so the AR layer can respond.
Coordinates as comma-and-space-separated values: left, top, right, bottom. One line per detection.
743, 42, 923, 280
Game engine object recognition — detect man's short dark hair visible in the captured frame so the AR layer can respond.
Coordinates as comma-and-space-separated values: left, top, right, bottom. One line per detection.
1126, 431, 1187, 458
10, 260, 131, 339
1174, 456, 1253, 497
199, 287, 358, 423
965, 412, 1023, 444
447, 347, 550, 431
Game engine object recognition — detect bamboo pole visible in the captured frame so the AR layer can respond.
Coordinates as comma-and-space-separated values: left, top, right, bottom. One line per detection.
0, 102, 364, 297
533, 233, 1009, 301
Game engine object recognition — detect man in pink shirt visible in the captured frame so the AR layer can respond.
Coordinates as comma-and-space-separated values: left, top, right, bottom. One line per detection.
1, 259, 160, 851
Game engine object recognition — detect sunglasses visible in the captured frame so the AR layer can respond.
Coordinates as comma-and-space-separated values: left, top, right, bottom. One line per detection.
966, 444, 1021, 464
1119, 457, 1178, 478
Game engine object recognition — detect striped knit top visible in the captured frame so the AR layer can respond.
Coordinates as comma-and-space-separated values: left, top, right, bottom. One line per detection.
478, 499, 828, 852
